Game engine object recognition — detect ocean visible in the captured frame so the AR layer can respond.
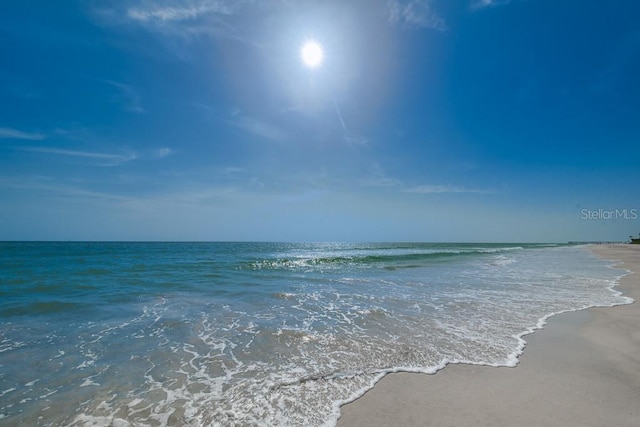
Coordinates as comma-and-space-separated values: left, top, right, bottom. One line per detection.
0, 242, 631, 426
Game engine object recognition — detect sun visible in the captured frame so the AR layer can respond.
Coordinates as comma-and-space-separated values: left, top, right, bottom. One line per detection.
300, 40, 324, 69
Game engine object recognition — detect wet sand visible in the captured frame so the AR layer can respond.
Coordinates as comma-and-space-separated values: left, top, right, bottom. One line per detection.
338, 245, 640, 427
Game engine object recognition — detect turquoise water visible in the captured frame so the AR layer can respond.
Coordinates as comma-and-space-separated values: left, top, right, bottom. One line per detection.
0, 242, 631, 426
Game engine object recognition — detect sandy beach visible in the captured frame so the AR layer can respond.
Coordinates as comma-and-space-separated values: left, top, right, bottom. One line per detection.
338, 245, 640, 427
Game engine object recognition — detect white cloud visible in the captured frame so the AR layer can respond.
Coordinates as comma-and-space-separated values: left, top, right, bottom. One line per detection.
101, 0, 448, 45
91, 0, 245, 43
102, 80, 144, 113
0, 175, 134, 202
20, 147, 137, 166
0, 127, 46, 140
196, 104, 287, 142
230, 116, 288, 142
223, 166, 245, 174
343, 132, 368, 146
154, 147, 173, 158
364, 177, 403, 187
387, 0, 447, 31
403, 184, 494, 194
126, 1, 235, 22
470, 0, 514, 11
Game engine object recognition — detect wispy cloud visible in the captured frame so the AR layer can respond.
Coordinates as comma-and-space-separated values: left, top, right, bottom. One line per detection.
232, 116, 287, 142
223, 166, 245, 174
386, 0, 447, 31
360, 163, 402, 188
102, 80, 144, 113
0, 176, 132, 202
126, 1, 235, 22
93, 0, 255, 45
331, 99, 369, 145
470, 0, 514, 11
198, 104, 287, 141
0, 127, 46, 140
343, 133, 368, 145
99, 0, 449, 47
153, 147, 173, 158
19, 147, 137, 166
365, 177, 403, 187
403, 184, 495, 194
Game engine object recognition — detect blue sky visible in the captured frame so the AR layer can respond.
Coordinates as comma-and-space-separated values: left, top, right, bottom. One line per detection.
1, 0, 639, 242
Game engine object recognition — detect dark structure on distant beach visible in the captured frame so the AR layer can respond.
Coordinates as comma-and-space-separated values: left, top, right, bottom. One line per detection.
630, 234, 640, 244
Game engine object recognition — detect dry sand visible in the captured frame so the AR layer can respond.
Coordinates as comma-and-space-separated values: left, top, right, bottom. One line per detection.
338, 245, 640, 427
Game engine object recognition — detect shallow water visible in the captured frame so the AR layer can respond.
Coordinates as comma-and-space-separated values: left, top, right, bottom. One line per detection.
0, 242, 631, 426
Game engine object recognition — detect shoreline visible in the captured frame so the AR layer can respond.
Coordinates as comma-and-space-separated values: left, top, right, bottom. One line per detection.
338, 244, 640, 426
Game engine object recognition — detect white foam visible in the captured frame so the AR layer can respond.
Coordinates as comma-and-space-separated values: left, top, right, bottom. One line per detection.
80, 379, 100, 388
0, 388, 16, 398
0, 340, 25, 353
489, 255, 516, 266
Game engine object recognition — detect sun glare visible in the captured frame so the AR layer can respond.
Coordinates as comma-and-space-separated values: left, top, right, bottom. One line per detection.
301, 40, 324, 69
